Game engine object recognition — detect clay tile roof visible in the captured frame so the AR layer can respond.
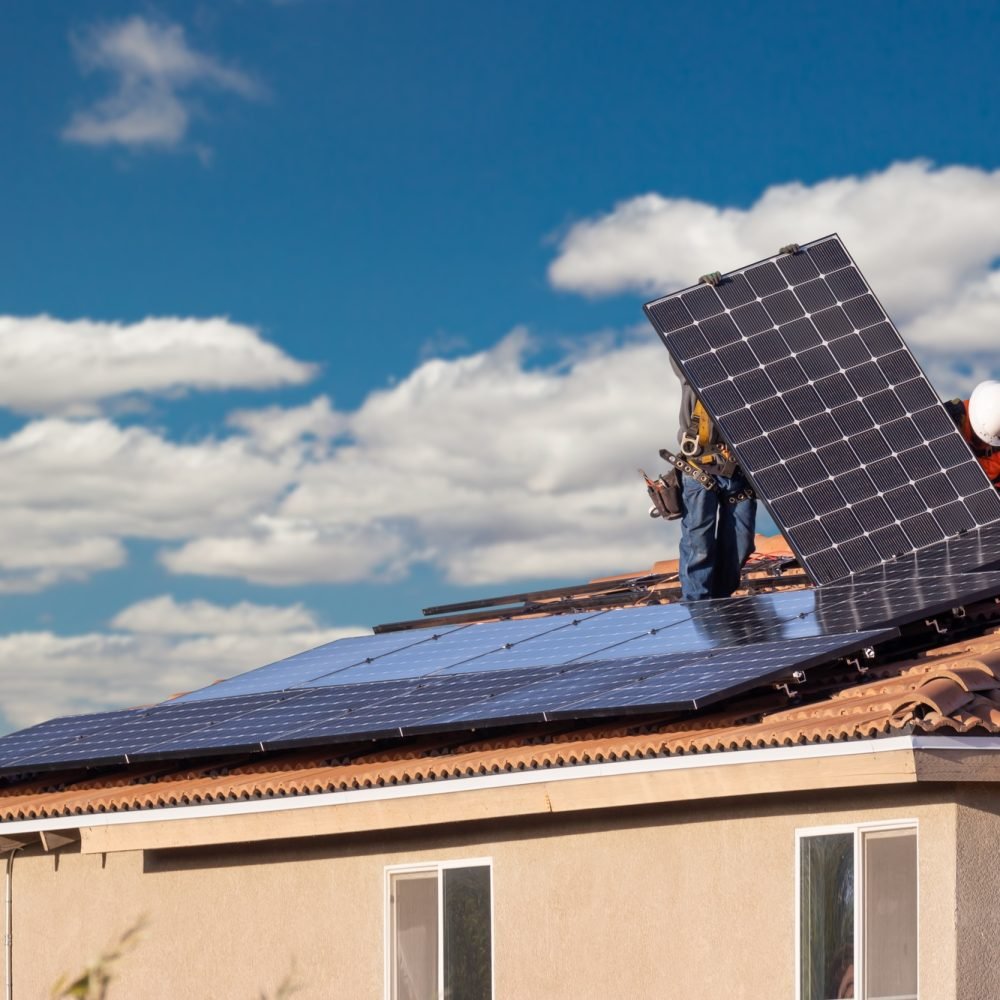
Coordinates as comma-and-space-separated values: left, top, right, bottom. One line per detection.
4, 623, 1000, 824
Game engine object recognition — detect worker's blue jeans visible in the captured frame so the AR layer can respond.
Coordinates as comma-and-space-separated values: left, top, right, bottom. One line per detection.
679, 473, 757, 601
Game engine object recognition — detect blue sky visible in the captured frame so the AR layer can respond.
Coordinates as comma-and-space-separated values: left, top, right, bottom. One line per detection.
2, 0, 1000, 730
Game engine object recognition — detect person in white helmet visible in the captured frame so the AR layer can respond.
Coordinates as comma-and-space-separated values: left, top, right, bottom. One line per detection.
944, 380, 1000, 487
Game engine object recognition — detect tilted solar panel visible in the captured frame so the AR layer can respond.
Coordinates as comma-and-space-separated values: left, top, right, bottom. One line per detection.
644, 235, 1000, 584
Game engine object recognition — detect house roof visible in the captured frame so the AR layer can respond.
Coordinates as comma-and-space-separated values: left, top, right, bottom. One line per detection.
4, 620, 1000, 824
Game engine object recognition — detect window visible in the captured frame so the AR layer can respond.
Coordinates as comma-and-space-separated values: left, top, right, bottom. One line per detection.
386, 860, 493, 1000
797, 822, 918, 1000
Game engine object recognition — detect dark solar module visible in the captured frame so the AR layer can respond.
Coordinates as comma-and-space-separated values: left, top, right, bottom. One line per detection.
644, 234, 1000, 584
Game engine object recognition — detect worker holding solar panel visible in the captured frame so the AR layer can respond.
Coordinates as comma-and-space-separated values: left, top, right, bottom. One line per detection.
647, 269, 759, 602
643, 235, 1000, 587
946, 380, 1000, 487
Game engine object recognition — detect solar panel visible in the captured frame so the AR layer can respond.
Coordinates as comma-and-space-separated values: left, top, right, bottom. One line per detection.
132, 669, 550, 759
1, 692, 288, 771
173, 624, 473, 702
1, 588, 910, 773
645, 234, 1000, 584
0, 708, 139, 770
810, 569, 1000, 633
296, 611, 617, 686
416, 629, 896, 726
8, 547, 1000, 774
14, 629, 892, 769
852, 520, 1000, 582
549, 630, 895, 716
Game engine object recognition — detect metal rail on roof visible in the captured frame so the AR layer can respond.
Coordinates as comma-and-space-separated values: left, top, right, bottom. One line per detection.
374, 555, 802, 633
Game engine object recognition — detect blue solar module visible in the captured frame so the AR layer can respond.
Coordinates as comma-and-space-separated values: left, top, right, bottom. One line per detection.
137, 628, 895, 759
131, 669, 548, 759
852, 520, 1000, 582
2, 692, 287, 770
0, 708, 139, 770
294, 611, 614, 687
809, 569, 1000, 633
173, 624, 472, 702
550, 628, 896, 716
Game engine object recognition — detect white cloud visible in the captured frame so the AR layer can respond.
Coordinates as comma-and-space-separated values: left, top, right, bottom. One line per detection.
162, 329, 676, 587
548, 161, 1000, 326
0, 417, 299, 590
63, 16, 262, 150
0, 315, 314, 415
0, 600, 367, 731
110, 594, 320, 635
227, 395, 345, 454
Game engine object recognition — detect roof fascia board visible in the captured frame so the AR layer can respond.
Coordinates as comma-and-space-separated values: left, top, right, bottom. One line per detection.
1, 735, 997, 853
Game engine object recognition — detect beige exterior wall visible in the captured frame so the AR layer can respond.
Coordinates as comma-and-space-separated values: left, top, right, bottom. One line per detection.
9, 784, 961, 1000
955, 786, 1000, 999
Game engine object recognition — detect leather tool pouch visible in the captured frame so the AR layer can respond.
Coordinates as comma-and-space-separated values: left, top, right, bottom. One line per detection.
644, 468, 683, 520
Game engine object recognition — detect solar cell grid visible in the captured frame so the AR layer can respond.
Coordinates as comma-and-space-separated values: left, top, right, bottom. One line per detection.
173, 624, 473, 702
644, 234, 1000, 583
552, 630, 896, 716
296, 611, 613, 687
5, 692, 286, 769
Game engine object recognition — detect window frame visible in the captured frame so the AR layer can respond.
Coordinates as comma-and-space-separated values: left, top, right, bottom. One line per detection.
795, 819, 919, 1000
384, 857, 495, 1000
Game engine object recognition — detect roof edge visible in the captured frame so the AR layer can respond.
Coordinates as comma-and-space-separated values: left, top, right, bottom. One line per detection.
5, 734, 1000, 853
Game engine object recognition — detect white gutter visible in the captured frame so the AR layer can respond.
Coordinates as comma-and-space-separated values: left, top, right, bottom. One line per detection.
1, 733, 996, 838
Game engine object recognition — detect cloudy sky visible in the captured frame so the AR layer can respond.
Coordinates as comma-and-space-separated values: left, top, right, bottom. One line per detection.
1, 1, 999, 730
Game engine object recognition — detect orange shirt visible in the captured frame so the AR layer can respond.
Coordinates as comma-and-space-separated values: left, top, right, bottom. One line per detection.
959, 399, 1000, 486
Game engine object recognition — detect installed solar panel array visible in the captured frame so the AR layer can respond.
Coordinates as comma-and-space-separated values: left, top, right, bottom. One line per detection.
645, 235, 1000, 583
1, 580, 923, 774
10, 548, 1000, 775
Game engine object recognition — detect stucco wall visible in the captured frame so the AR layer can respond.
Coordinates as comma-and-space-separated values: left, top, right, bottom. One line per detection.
10, 785, 958, 999
955, 787, 1000, 999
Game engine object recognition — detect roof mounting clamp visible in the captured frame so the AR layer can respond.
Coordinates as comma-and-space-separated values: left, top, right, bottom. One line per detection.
847, 656, 869, 676
925, 618, 948, 635
951, 606, 967, 619
774, 670, 807, 699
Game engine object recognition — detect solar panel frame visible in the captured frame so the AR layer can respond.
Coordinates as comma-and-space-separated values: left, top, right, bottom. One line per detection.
645, 234, 1000, 584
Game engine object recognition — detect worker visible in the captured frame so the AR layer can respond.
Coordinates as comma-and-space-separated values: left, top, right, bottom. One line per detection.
945, 380, 1000, 487
671, 269, 758, 601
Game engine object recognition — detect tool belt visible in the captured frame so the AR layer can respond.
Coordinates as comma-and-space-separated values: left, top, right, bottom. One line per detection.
659, 449, 717, 490
656, 449, 755, 506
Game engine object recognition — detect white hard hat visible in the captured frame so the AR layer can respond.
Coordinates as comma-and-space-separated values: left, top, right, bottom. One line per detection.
968, 380, 1000, 447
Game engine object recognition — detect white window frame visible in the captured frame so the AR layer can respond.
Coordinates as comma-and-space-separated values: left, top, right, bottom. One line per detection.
795, 819, 919, 1000
384, 857, 495, 1000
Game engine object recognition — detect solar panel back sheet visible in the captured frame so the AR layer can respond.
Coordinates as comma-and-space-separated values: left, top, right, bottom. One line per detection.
645, 235, 1000, 584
